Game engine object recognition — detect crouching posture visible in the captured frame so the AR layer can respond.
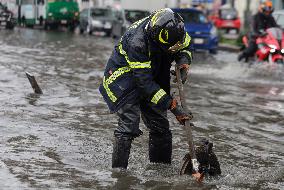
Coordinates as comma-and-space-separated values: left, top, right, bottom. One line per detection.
99, 8, 193, 169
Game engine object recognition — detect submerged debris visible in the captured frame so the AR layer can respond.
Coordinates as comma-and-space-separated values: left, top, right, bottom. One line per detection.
25, 72, 43, 94
180, 139, 221, 176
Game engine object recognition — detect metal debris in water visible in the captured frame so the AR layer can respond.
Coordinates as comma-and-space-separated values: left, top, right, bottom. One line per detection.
25, 72, 43, 94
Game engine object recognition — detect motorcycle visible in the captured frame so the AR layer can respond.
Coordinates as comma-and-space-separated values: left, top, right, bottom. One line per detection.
242, 27, 284, 64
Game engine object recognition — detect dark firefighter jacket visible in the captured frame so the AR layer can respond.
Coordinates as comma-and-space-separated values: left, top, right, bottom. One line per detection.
251, 12, 278, 36
99, 16, 192, 113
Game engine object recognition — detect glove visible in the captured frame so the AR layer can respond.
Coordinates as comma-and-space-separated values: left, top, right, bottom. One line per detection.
171, 64, 190, 84
169, 99, 193, 125
253, 30, 267, 38
259, 31, 267, 37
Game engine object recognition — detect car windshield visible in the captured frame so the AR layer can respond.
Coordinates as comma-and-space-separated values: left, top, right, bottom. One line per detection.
125, 10, 149, 23
267, 27, 283, 40
91, 8, 112, 18
22, 0, 34, 4
176, 10, 208, 24
220, 9, 237, 20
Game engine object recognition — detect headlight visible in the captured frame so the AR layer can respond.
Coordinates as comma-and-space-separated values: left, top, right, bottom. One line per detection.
270, 48, 276, 53
48, 13, 53, 16
268, 44, 277, 49
210, 26, 217, 36
92, 20, 102, 26
104, 22, 112, 29
281, 49, 284, 54
268, 44, 277, 53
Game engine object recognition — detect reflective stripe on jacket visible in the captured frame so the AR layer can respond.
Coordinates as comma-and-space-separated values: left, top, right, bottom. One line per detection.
99, 15, 192, 113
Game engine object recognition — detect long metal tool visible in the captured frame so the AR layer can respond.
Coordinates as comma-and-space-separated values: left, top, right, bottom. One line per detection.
175, 65, 204, 182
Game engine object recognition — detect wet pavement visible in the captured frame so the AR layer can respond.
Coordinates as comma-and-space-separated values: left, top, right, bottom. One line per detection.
0, 28, 283, 190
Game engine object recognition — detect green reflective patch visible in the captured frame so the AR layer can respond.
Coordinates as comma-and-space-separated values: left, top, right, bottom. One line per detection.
129, 16, 149, 29
181, 50, 192, 60
103, 67, 131, 103
182, 33, 191, 48
151, 89, 167, 104
118, 43, 151, 69
103, 76, 117, 103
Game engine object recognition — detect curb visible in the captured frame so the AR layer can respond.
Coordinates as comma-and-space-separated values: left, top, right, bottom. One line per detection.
218, 43, 240, 53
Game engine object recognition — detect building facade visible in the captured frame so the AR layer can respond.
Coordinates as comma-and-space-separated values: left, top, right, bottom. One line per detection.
77, 0, 94, 11
92, 0, 179, 11
0, 0, 17, 15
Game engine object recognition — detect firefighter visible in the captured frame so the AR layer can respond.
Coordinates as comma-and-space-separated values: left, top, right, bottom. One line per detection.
238, 0, 277, 61
99, 8, 193, 169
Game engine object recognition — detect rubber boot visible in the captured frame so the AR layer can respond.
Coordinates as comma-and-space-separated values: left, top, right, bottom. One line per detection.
238, 50, 251, 62
149, 132, 172, 164
238, 52, 247, 62
112, 138, 132, 169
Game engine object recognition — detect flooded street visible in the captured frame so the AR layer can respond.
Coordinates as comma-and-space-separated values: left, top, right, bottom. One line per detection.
0, 28, 283, 190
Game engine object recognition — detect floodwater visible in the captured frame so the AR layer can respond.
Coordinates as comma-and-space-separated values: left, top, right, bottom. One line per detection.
0, 28, 283, 190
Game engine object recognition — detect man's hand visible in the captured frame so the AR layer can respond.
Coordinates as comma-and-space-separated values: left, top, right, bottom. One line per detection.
171, 64, 190, 84
169, 99, 193, 125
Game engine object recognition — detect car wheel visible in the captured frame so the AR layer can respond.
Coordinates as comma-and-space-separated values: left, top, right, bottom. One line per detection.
106, 31, 111, 37
79, 27, 84, 34
6, 22, 14, 30
275, 59, 283, 64
69, 26, 75, 32
45, 23, 52, 30
111, 32, 116, 39
209, 49, 218, 54
86, 25, 91, 35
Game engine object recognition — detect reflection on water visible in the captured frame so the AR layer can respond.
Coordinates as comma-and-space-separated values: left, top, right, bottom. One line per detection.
0, 28, 283, 190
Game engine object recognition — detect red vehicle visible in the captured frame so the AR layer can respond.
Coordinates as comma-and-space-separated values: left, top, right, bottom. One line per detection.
210, 8, 241, 33
242, 27, 284, 64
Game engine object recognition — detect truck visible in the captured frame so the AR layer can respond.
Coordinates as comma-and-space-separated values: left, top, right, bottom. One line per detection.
45, 0, 79, 30
17, 0, 79, 30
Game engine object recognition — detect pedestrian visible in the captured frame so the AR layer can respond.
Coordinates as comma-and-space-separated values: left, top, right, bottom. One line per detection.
99, 8, 193, 169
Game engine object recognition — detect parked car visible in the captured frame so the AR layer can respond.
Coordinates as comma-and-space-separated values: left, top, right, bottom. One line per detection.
172, 8, 219, 54
209, 8, 241, 33
79, 7, 116, 36
0, 3, 16, 30
111, 9, 150, 38
273, 10, 284, 30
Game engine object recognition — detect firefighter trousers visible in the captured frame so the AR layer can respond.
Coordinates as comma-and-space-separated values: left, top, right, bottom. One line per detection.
112, 100, 172, 168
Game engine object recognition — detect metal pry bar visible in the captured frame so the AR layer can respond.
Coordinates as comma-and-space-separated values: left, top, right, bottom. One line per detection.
25, 72, 43, 94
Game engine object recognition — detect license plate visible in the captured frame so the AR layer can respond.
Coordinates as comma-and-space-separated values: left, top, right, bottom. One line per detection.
92, 20, 102, 27
194, 38, 204, 44
61, 20, 67, 24
1, 22, 6, 26
225, 21, 233, 26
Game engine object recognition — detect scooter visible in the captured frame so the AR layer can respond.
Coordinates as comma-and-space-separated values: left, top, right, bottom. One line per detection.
242, 27, 284, 64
